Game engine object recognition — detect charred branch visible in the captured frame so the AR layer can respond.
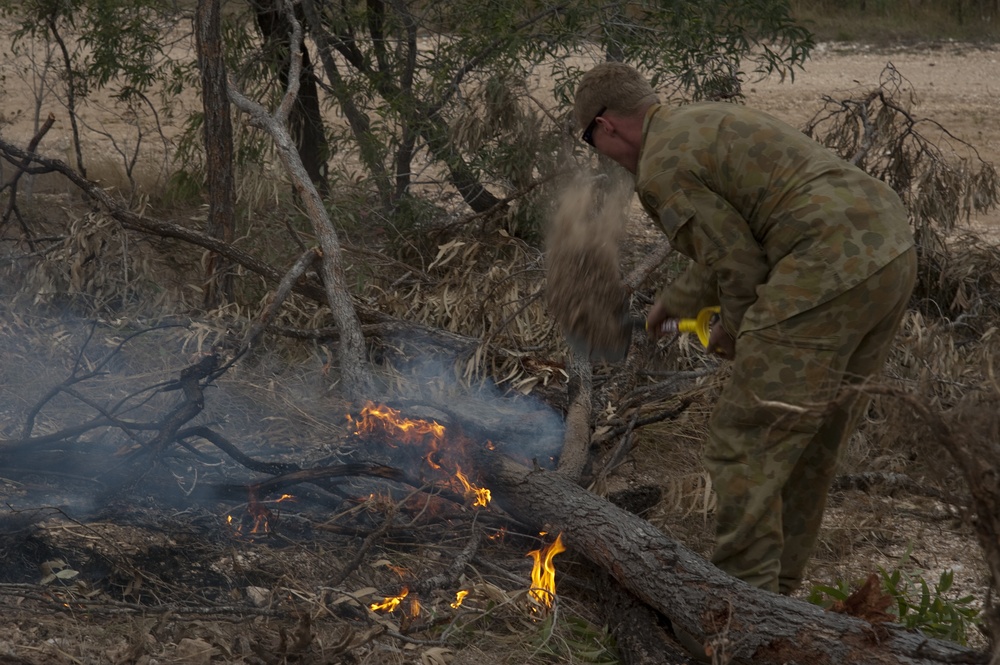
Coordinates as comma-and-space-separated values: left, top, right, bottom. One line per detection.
415, 525, 482, 594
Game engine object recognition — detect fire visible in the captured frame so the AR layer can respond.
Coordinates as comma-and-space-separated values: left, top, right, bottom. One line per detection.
247, 493, 270, 533
348, 401, 493, 508
454, 465, 491, 508
370, 587, 409, 612
527, 533, 566, 610
350, 401, 447, 469
227, 489, 274, 538
451, 590, 469, 609
226, 491, 297, 539
352, 402, 445, 439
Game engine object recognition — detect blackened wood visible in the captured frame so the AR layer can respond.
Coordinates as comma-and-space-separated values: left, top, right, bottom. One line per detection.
595, 569, 696, 665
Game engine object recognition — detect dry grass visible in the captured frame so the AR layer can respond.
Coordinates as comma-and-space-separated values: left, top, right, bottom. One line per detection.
3, 188, 1000, 661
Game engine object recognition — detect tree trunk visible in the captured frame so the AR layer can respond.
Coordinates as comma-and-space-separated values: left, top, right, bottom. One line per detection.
299, 0, 393, 211
297, 0, 503, 214
251, 0, 329, 195
227, 4, 375, 400
473, 451, 990, 665
195, 0, 236, 308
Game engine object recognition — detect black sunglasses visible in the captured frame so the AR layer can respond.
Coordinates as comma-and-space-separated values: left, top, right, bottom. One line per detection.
581, 106, 607, 146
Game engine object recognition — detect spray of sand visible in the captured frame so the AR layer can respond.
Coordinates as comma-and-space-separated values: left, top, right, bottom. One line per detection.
545, 173, 633, 360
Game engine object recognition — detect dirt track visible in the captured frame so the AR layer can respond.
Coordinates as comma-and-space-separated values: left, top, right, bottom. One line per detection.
746, 41, 1000, 227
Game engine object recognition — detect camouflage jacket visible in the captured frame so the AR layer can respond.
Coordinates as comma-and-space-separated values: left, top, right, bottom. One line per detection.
636, 102, 914, 336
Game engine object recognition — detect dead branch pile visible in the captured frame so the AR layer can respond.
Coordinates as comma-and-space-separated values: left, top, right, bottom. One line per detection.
0, 310, 617, 665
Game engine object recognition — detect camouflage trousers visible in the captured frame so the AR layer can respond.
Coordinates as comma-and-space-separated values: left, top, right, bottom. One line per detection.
704, 247, 917, 594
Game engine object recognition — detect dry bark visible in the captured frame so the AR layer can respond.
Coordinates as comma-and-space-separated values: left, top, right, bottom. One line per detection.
593, 568, 696, 665
474, 451, 989, 665
226, 0, 374, 399
555, 353, 593, 481
195, 0, 237, 307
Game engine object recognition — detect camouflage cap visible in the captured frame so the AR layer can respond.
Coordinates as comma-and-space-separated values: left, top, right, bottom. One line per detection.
573, 62, 659, 131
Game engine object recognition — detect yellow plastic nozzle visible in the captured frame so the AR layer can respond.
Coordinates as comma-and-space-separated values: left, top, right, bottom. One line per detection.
675, 306, 721, 348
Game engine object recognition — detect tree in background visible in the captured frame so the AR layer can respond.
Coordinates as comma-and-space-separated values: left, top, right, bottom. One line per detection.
0, 0, 181, 187
195, 0, 237, 308
1, 0, 813, 229
283, 0, 813, 230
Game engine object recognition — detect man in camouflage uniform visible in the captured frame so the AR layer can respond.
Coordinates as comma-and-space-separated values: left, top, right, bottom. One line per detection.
572, 62, 916, 595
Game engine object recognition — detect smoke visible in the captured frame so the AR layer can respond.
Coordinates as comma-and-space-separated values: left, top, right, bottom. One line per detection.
379, 354, 566, 469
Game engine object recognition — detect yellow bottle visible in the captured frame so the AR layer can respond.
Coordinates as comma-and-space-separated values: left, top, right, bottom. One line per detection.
652, 306, 720, 348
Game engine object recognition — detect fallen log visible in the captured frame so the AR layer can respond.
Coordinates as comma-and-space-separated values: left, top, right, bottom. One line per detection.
474, 451, 989, 665
592, 567, 696, 665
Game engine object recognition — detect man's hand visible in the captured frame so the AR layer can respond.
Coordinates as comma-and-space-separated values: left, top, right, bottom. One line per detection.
645, 302, 672, 338
708, 322, 735, 359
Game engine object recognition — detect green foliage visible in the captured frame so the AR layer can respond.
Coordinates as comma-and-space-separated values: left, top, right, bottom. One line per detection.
1, 0, 180, 103
2, 0, 815, 252
807, 551, 981, 646
162, 168, 205, 208
277, 0, 811, 241
529, 612, 620, 664
878, 565, 980, 645
806, 577, 854, 607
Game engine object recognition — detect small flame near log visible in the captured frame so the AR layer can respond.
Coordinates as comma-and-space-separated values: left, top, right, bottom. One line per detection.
451, 589, 469, 609
454, 465, 491, 508
527, 533, 566, 611
225, 490, 296, 539
347, 401, 492, 508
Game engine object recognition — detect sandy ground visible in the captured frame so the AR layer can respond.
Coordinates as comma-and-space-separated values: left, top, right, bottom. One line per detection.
746, 41, 1000, 228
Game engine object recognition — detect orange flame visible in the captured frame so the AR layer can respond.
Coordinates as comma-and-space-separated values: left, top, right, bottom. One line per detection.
352, 402, 444, 440
227, 489, 273, 538
349, 402, 494, 506
351, 401, 447, 469
527, 533, 566, 610
248, 496, 271, 533
454, 465, 491, 508
370, 587, 409, 612
409, 597, 422, 618
451, 590, 469, 609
